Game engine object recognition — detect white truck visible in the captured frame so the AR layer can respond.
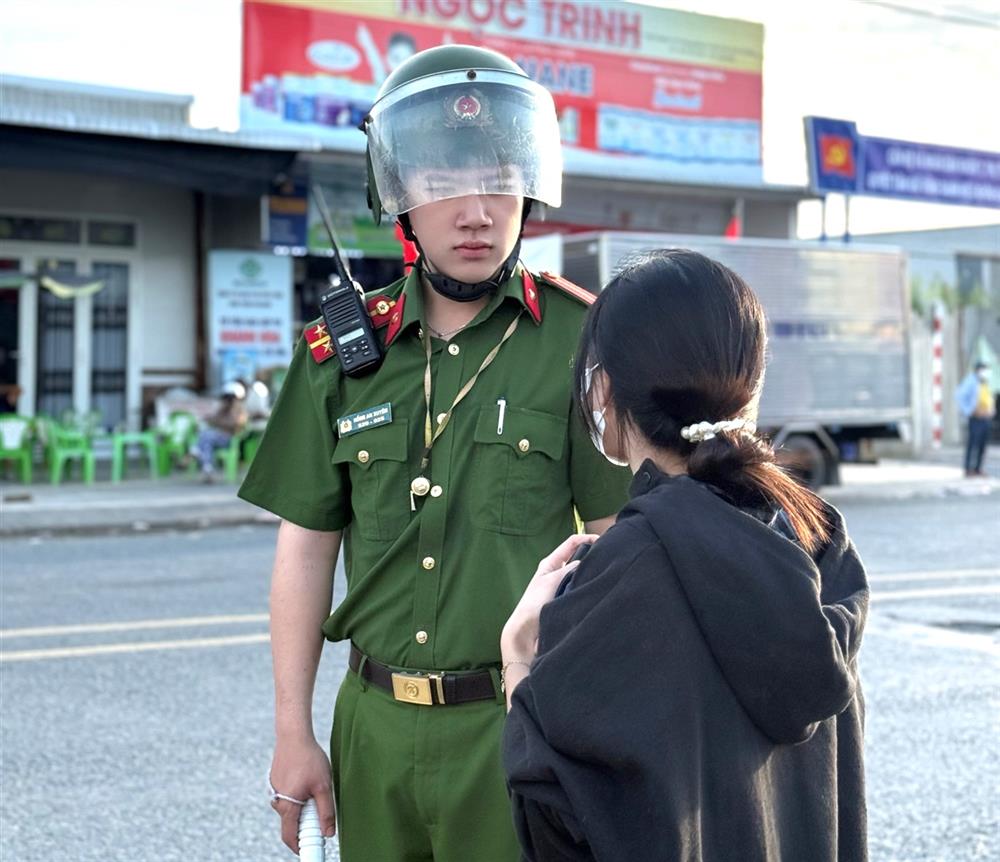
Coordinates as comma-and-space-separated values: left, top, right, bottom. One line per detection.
555, 232, 913, 487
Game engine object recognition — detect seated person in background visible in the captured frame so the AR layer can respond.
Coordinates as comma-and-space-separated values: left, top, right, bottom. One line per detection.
243, 374, 272, 430
193, 380, 247, 482
501, 249, 870, 862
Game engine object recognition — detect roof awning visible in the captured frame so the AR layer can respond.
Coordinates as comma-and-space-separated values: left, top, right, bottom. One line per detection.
0, 124, 300, 196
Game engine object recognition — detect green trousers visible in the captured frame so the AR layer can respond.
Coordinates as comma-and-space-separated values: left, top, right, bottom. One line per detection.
331, 668, 521, 861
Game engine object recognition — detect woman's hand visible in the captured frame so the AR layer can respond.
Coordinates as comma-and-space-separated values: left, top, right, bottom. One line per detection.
501, 533, 598, 664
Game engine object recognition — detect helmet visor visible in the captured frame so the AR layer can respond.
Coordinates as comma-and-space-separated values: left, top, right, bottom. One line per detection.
367, 70, 562, 215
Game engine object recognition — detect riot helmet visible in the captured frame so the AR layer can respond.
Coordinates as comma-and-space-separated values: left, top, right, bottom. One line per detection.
360, 45, 562, 301
363, 44, 562, 222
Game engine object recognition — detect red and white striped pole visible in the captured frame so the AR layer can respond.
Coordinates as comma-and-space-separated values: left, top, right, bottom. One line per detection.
930, 303, 944, 449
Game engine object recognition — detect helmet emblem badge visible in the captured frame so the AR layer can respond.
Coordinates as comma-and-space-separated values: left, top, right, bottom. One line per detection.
453, 94, 482, 121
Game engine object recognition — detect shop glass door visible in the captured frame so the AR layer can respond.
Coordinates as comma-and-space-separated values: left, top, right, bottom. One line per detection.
90, 262, 129, 428
0, 258, 20, 412
36, 260, 76, 419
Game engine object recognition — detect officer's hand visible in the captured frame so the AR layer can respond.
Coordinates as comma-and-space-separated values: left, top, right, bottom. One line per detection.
501, 533, 598, 661
270, 736, 336, 855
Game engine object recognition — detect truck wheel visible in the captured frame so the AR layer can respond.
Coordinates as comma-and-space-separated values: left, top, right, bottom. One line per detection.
778, 435, 827, 489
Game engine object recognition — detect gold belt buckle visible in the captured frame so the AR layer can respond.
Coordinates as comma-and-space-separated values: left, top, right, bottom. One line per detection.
391, 672, 445, 706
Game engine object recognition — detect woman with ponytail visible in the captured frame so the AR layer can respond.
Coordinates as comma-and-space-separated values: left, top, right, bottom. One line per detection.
500, 250, 869, 862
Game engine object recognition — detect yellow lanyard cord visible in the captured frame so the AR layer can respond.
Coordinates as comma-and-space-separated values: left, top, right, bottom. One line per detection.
420, 311, 523, 471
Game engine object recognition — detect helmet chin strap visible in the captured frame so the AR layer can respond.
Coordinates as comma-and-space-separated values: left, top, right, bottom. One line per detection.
415, 239, 521, 302
398, 199, 532, 303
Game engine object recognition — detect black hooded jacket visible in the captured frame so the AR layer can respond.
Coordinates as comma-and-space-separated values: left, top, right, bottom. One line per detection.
503, 462, 869, 862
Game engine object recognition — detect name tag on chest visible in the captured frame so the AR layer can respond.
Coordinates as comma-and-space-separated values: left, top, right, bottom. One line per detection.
336, 403, 393, 437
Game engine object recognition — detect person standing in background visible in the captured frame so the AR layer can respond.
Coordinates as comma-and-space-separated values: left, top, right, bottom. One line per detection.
955, 360, 995, 477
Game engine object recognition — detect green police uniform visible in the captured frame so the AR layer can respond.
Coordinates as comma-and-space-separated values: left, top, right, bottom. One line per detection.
239, 263, 629, 859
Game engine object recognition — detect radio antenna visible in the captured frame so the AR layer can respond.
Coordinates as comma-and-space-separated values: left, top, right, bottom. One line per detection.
310, 183, 354, 286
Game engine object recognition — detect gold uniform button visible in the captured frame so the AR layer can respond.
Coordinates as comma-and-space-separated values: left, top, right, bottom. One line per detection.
518, 439, 530, 453
430, 485, 443, 498
357, 450, 371, 464
375, 300, 392, 316
436, 412, 447, 426
415, 630, 428, 644
448, 343, 460, 356
422, 556, 436, 570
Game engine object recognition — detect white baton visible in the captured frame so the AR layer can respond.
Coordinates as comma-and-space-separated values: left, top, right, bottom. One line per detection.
297, 799, 326, 862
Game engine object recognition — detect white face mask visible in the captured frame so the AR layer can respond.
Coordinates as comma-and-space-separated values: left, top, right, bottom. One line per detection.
977, 368, 990, 382
585, 364, 629, 468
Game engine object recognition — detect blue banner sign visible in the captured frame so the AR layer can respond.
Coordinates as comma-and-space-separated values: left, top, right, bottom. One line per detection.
861, 137, 1000, 208
805, 116, 1000, 208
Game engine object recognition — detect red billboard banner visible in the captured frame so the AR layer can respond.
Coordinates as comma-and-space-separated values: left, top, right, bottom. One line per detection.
242, 0, 764, 184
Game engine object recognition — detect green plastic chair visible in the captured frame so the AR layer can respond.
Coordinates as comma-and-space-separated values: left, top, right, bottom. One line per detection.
59, 408, 104, 437
111, 429, 160, 482
0, 414, 34, 483
157, 411, 199, 476
36, 417, 95, 485
210, 428, 266, 482
243, 429, 264, 465
33, 414, 57, 466
214, 430, 246, 483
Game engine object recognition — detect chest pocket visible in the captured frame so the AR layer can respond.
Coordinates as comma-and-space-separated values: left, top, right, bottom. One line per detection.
471, 405, 569, 535
332, 419, 410, 542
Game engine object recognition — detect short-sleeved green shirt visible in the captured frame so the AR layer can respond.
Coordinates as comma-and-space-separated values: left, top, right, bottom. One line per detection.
239, 265, 629, 671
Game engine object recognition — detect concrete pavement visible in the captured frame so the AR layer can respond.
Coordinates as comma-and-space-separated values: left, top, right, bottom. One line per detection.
825, 448, 1000, 503
0, 474, 275, 537
2, 445, 997, 538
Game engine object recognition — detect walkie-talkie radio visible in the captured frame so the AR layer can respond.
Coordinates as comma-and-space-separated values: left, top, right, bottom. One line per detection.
312, 185, 384, 378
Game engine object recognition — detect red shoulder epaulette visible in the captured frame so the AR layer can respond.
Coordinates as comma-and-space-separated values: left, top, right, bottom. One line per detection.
304, 296, 401, 365
303, 321, 335, 364
521, 270, 542, 323
539, 271, 596, 306
383, 294, 407, 346
366, 295, 397, 328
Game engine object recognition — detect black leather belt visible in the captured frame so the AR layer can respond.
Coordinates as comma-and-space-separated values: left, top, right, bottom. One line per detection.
349, 644, 497, 707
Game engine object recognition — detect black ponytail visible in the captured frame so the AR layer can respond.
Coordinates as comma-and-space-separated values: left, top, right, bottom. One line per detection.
573, 249, 830, 555
686, 431, 829, 555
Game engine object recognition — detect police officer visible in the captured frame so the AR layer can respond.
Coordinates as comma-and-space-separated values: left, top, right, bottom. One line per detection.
240, 44, 629, 860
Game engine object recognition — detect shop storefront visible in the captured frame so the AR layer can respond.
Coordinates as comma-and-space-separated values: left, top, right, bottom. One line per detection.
1, 77, 307, 429
1, 212, 140, 426
1, 0, 815, 432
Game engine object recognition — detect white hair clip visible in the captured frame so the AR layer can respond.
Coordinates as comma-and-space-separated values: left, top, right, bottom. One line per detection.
680, 418, 754, 442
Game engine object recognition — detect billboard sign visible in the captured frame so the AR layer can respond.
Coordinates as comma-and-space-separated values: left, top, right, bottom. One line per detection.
860, 137, 1000, 208
242, 0, 764, 185
207, 251, 294, 386
805, 116, 1000, 208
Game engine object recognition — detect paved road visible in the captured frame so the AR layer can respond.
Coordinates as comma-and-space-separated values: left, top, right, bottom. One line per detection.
834, 494, 999, 862
2, 493, 997, 861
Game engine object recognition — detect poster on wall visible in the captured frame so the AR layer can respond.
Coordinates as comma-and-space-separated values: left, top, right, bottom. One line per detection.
207, 251, 294, 388
242, 0, 764, 186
